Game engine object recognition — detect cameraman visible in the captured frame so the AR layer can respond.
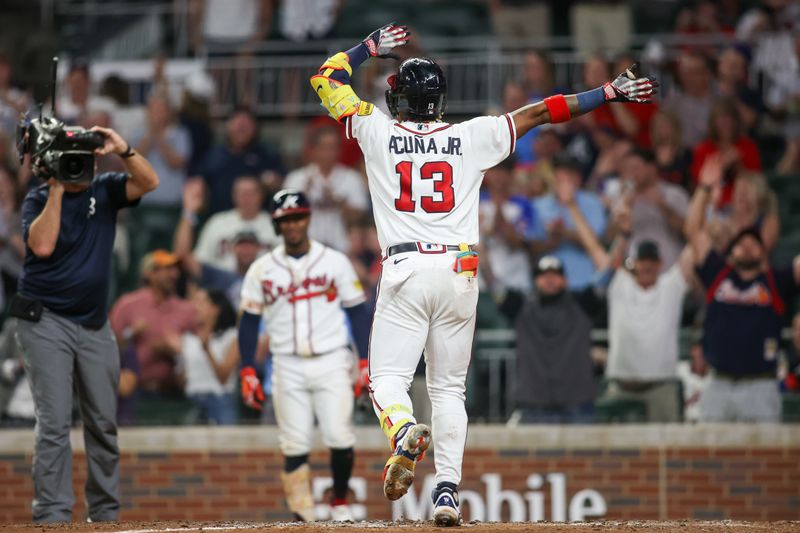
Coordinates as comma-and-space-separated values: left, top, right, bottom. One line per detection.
14, 125, 158, 522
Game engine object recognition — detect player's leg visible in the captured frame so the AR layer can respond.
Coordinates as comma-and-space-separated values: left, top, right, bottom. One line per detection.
368, 268, 429, 437
309, 349, 356, 521
272, 355, 316, 521
425, 273, 479, 526
368, 266, 432, 500
15, 312, 78, 522
74, 322, 122, 521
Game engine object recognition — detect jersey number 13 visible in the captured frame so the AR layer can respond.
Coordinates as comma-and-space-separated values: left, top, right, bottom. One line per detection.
394, 161, 454, 214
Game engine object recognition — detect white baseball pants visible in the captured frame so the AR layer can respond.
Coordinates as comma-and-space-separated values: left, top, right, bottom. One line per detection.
368, 250, 479, 486
271, 348, 356, 456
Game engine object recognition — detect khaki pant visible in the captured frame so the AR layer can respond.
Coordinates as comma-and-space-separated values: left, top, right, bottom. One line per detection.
604, 380, 680, 422
570, 2, 633, 58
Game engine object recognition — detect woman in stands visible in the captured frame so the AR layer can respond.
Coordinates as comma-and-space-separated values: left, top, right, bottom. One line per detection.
690, 98, 762, 207
180, 288, 240, 424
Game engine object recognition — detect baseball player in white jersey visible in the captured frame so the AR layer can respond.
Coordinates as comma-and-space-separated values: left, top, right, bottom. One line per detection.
237, 189, 372, 522
310, 24, 657, 526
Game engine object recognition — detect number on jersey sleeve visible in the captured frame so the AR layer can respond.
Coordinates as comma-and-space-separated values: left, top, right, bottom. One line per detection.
394, 161, 455, 214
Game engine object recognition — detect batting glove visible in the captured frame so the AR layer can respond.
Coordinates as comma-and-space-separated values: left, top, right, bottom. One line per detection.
240, 367, 265, 410
603, 64, 659, 104
363, 23, 410, 60
354, 359, 370, 398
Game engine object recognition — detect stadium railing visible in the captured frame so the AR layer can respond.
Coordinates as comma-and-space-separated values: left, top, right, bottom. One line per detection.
471, 327, 798, 424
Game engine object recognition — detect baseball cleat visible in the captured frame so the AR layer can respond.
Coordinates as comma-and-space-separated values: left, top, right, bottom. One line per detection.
383, 422, 431, 501
432, 482, 461, 527
329, 503, 354, 522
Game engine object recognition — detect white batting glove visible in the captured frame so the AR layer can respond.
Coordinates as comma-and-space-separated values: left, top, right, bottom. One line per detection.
363, 23, 411, 60
603, 64, 659, 104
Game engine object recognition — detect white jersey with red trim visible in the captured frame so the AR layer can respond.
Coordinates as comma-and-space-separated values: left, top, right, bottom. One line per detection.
239, 240, 366, 356
345, 105, 516, 250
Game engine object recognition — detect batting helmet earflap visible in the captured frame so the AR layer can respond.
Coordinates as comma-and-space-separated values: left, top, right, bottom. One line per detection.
269, 189, 311, 234
385, 57, 447, 121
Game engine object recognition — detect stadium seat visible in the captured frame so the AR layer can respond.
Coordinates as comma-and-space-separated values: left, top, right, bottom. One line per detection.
782, 394, 800, 423
134, 396, 201, 426
594, 395, 647, 423
773, 232, 800, 266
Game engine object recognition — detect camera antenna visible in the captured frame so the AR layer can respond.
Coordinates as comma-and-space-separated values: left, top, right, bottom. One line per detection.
50, 56, 59, 118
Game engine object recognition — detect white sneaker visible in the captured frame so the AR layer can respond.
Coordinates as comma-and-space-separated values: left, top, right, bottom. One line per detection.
330, 504, 354, 522
432, 484, 461, 527
383, 423, 431, 501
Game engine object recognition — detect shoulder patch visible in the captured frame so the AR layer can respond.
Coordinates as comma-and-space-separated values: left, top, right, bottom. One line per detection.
357, 101, 374, 116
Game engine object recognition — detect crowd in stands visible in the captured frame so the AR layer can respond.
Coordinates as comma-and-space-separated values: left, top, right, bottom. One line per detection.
0, 0, 799, 427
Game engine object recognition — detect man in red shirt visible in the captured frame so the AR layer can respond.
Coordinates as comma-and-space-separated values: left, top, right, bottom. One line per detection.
110, 250, 197, 397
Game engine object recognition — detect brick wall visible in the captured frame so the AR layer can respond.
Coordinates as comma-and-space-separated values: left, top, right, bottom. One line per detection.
0, 426, 798, 522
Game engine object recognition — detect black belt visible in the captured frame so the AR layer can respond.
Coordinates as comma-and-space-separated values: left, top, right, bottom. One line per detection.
712, 370, 775, 382
387, 242, 471, 257
614, 379, 672, 392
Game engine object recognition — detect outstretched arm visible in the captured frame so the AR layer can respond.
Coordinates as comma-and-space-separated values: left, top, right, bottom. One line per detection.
310, 24, 409, 122
557, 177, 612, 271
684, 154, 720, 265
511, 65, 658, 138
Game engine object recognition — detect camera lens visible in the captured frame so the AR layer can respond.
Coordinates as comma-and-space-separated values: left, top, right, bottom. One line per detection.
64, 156, 85, 177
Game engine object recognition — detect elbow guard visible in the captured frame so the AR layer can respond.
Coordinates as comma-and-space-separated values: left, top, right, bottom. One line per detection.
310, 52, 360, 122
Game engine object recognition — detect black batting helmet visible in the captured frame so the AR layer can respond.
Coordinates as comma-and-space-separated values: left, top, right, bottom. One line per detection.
386, 57, 447, 121
269, 189, 311, 234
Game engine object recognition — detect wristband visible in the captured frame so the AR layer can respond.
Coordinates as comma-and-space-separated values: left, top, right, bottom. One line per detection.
119, 144, 136, 159
576, 86, 607, 113
700, 185, 712, 194
544, 95, 571, 124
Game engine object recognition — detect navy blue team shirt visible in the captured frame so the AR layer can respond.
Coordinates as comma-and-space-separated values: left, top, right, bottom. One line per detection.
18, 173, 140, 328
697, 251, 797, 376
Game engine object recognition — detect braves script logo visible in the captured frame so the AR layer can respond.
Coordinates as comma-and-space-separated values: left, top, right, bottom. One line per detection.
261, 275, 337, 305
714, 279, 772, 307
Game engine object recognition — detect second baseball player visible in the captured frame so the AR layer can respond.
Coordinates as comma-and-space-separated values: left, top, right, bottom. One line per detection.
237, 190, 371, 522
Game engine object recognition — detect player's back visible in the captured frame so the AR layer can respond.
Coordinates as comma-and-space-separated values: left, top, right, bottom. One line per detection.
346, 104, 515, 251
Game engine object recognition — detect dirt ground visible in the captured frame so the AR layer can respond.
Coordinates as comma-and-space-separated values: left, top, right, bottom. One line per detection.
0, 521, 799, 533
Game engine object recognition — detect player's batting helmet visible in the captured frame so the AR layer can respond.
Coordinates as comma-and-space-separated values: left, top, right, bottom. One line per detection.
386, 57, 447, 121
269, 189, 311, 234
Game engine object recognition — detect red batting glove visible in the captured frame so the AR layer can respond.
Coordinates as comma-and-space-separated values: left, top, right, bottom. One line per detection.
240, 367, 265, 410
354, 359, 370, 398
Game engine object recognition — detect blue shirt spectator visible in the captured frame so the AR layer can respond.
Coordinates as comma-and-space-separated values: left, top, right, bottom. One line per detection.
479, 162, 538, 295
696, 250, 796, 376
198, 107, 283, 214
531, 156, 606, 291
